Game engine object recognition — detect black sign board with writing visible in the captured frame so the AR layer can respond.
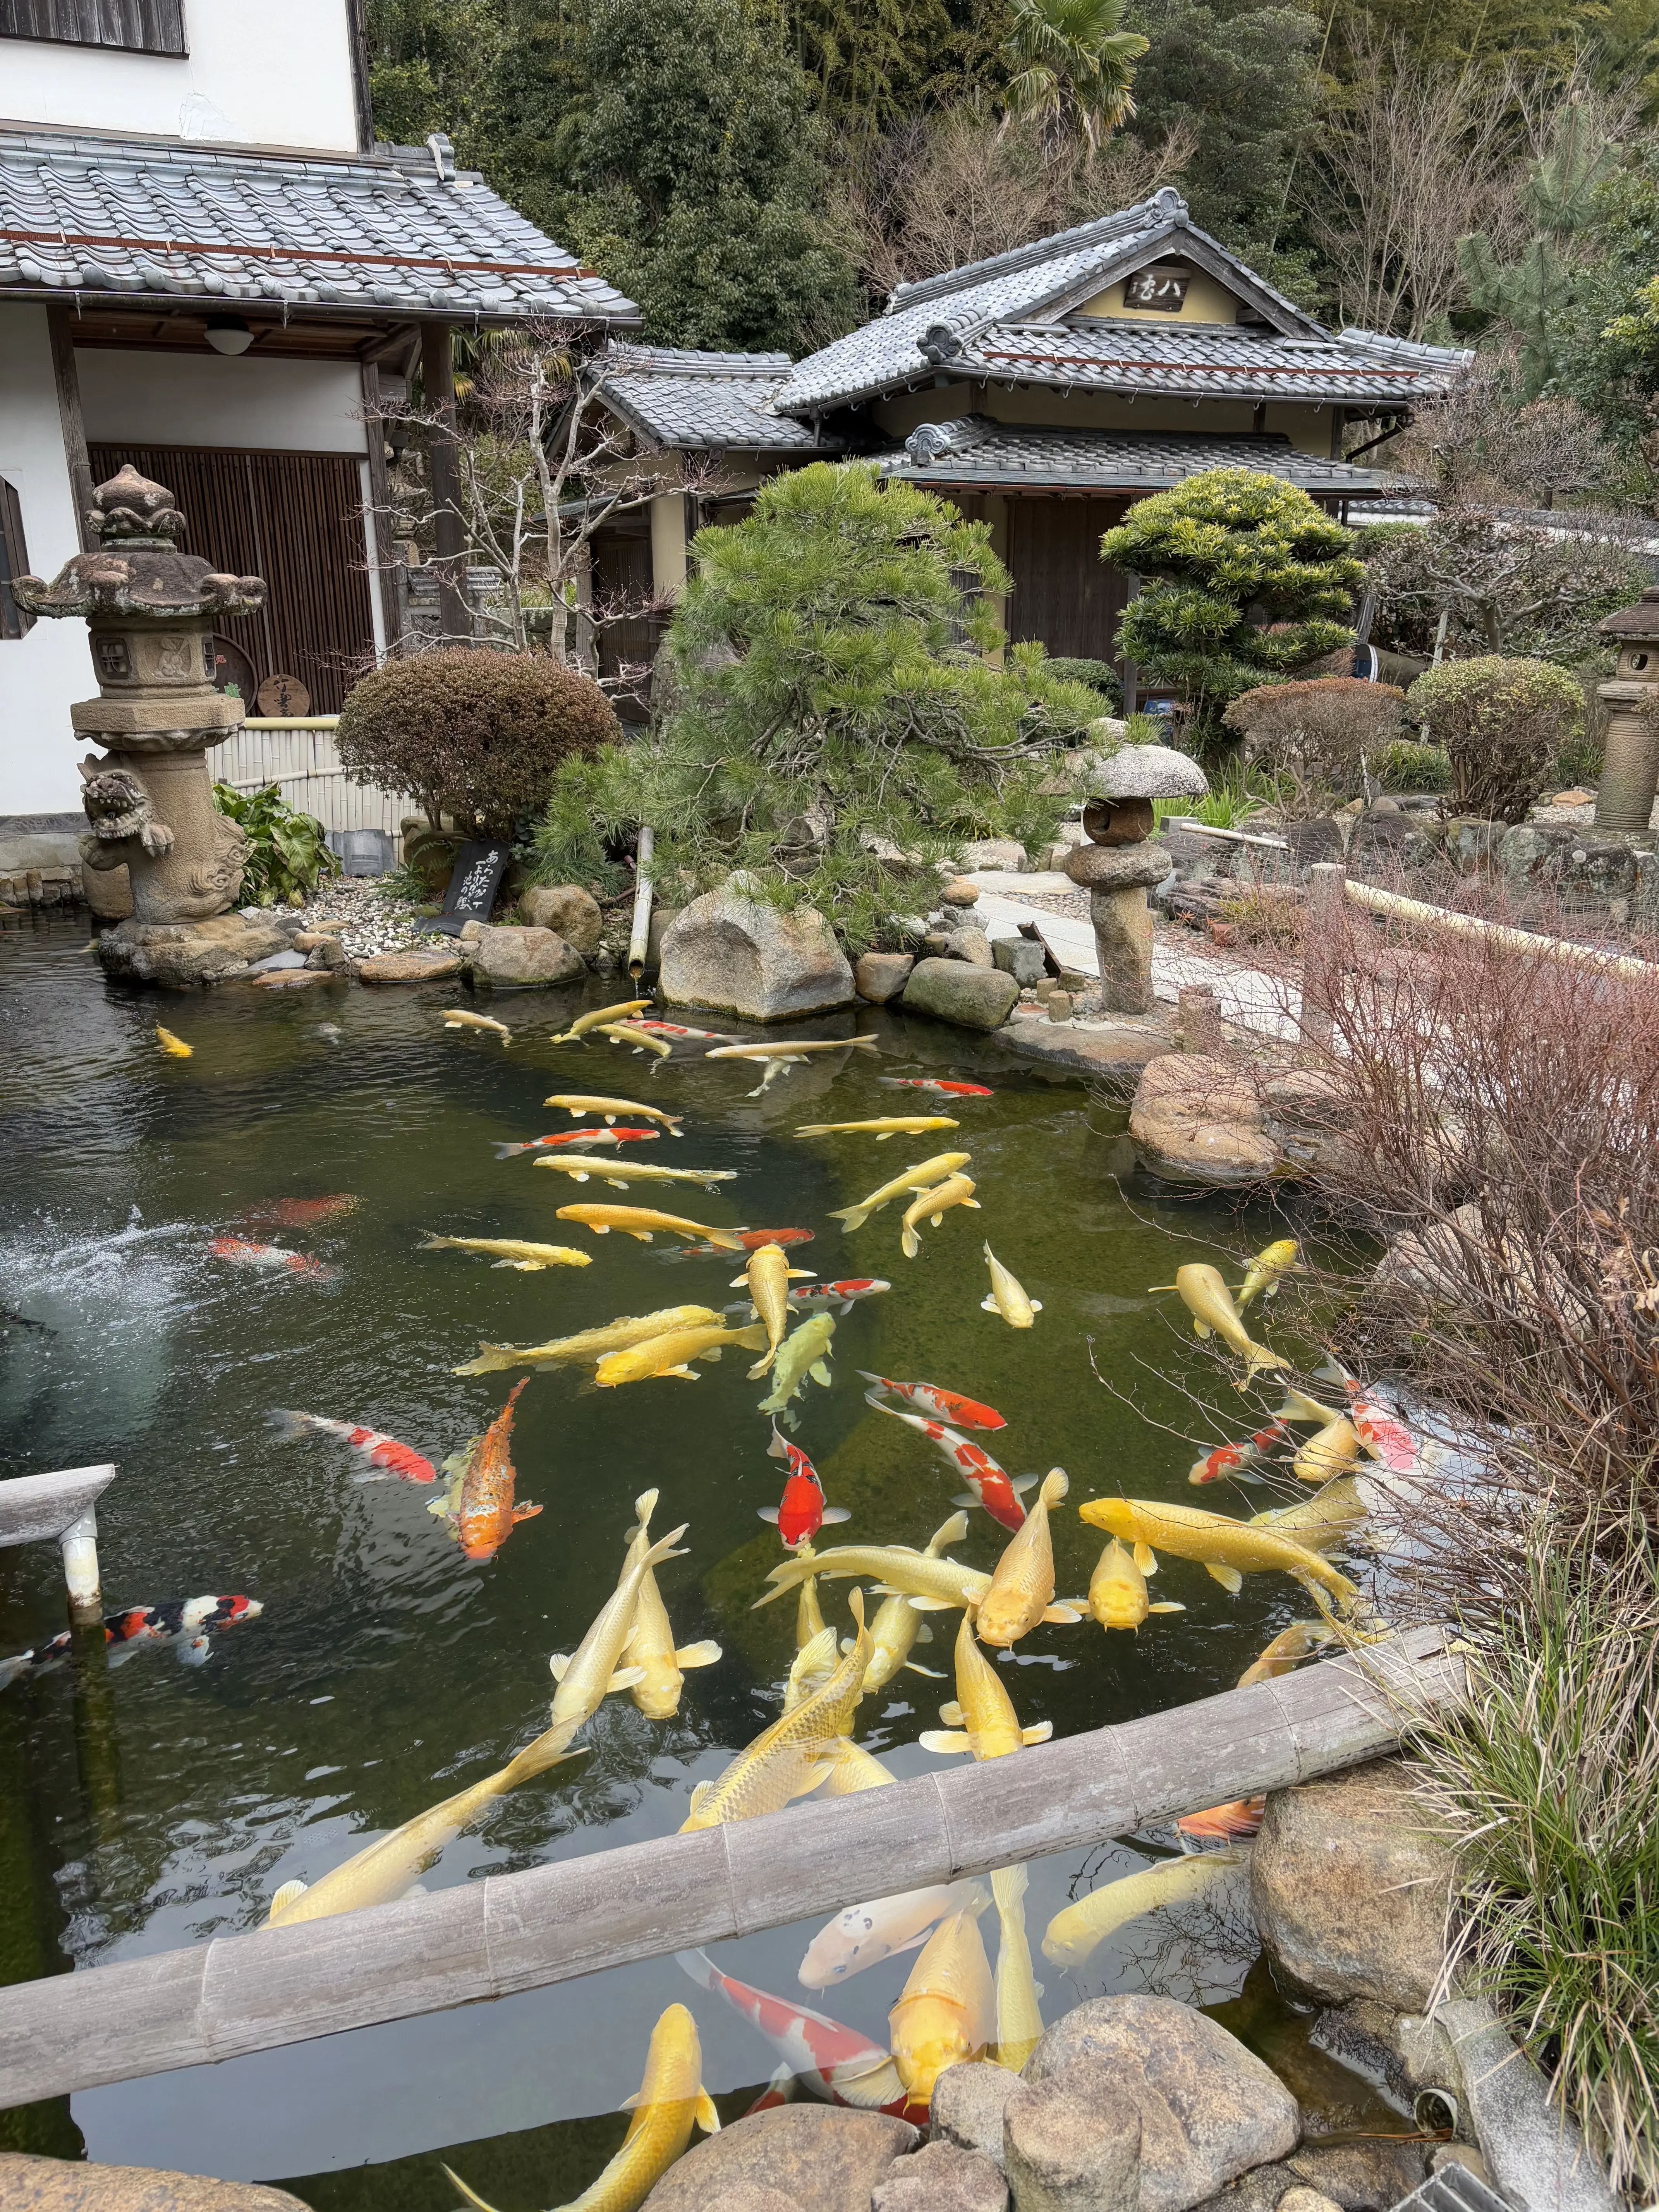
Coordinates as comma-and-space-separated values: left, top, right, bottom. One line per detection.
416, 839, 510, 935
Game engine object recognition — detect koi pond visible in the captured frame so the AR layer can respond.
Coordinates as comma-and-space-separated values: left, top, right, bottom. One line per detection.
0, 913, 1397, 2206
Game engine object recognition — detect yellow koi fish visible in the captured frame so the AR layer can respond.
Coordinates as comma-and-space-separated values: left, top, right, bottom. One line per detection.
819, 1739, 897, 1795
548, 1507, 690, 1752
535, 1157, 737, 1191
737, 1242, 817, 1376
1237, 1619, 1338, 1688
1077, 1495, 1358, 1605
794, 1118, 960, 1140
889, 1901, 996, 2110
828, 1152, 972, 1234
620, 1489, 721, 1718
1274, 1385, 1344, 1426
1087, 1537, 1186, 1632
598, 1022, 672, 1060
548, 998, 653, 1046
796, 1567, 827, 1647
441, 1008, 511, 1045
756, 1312, 836, 1426
991, 1863, 1044, 2072
594, 1321, 767, 1386
443, 2002, 718, 2212
1248, 1475, 1367, 1554
155, 1025, 192, 1058
1293, 1413, 1362, 1485
1236, 1237, 1300, 1313
981, 1243, 1040, 1328
679, 1592, 872, 1830
557, 1204, 742, 1249
266, 1721, 586, 1926
544, 1094, 684, 1134
1041, 1850, 1246, 1970
976, 1471, 1082, 1647
757, 1538, 991, 1617
920, 1607, 1052, 1758
707, 1037, 880, 1075
900, 1173, 979, 1260
419, 1234, 591, 1271
452, 1305, 722, 1376
783, 1621, 841, 1714
855, 1513, 968, 1691
1151, 1263, 1284, 1381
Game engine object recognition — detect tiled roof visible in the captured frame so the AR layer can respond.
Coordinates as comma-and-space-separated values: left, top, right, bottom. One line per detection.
872, 420, 1407, 496
773, 188, 1325, 412
0, 130, 637, 321
1337, 328, 1475, 371
953, 319, 1464, 404
597, 343, 842, 452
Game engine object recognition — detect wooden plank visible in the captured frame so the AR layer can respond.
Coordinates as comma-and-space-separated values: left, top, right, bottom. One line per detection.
420, 321, 468, 640
359, 362, 402, 657
0, 1465, 117, 1549
0, 1628, 1459, 2109
46, 310, 96, 553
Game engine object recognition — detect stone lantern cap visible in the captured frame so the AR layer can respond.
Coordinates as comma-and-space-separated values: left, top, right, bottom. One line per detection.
1599, 585, 1659, 642
12, 464, 266, 624
1092, 744, 1210, 801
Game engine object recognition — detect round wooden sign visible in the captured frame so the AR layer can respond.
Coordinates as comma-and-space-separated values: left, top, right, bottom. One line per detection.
256, 672, 311, 716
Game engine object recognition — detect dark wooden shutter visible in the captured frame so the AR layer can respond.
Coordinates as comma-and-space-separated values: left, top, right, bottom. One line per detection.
1, 0, 186, 52
0, 474, 34, 642
88, 445, 375, 713
1005, 497, 1129, 661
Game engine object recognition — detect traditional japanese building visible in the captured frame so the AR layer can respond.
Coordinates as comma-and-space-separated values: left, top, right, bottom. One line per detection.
587, 190, 1467, 701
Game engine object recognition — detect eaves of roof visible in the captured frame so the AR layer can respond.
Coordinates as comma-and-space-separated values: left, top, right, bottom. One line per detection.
873, 424, 1409, 497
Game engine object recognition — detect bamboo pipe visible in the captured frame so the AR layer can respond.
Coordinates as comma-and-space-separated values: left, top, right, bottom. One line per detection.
1343, 879, 1658, 984
0, 1627, 1459, 2110
627, 824, 656, 978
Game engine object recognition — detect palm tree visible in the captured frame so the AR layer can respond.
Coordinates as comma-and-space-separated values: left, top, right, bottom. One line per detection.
1001, 0, 1147, 160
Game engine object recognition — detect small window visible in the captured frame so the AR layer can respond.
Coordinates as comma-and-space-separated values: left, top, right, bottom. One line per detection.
0, 476, 34, 643
0, 0, 187, 56
1122, 264, 1190, 312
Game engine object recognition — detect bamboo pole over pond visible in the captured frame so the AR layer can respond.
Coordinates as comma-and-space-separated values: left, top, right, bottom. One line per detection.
0, 1626, 1460, 2110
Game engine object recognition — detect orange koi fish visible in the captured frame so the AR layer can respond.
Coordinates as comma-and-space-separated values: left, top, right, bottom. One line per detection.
431, 1380, 541, 1563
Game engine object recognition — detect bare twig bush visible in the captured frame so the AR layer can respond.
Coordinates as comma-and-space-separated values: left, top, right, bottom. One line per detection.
1223, 678, 1405, 812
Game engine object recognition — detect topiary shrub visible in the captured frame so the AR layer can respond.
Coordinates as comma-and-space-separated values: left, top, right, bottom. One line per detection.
1407, 656, 1585, 825
1042, 657, 1123, 711
1222, 678, 1404, 816
336, 649, 620, 837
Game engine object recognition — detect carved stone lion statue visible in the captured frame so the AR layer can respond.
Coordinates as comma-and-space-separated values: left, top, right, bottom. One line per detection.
79, 766, 175, 863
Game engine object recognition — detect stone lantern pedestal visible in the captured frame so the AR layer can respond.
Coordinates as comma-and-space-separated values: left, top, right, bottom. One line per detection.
1063, 744, 1209, 1013
1594, 586, 1659, 837
15, 466, 289, 985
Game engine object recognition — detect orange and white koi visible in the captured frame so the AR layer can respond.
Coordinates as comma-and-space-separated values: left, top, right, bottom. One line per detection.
1188, 1424, 1287, 1486
761, 1431, 850, 1549
1324, 1368, 1419, 1473
429, 1380, 540, 1563
668, 1227, 815, 1262
269, 1410, 436, 1484
1176, 1795, 1266, 1842
879, 1078, 993, 1097
677, 1950, 906, 2110
208, 1237, 335, 1281
863, 1394, 1031, 1532
629, 1020, 740, 1044
783, 1278, 890, 1315
492, 1128, 661, 1160
858, 1373, 1005, 1432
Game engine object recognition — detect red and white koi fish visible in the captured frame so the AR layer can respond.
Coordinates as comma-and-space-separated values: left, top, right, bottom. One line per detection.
760, 1431, 851, 1549
0, 1631, 72, 1690
630, 1020, 741, 1043
269, 1410, 437, 1484
666, 1227, 815, 1261
857, 1372, 1006, 1433
492, 1128, 661, 1160
1338, 1377, 1419, 1474
676, 1950, 906, 2110
5, 1594, 270, 1681
788, 1279, 891, 1314
864, 1395, 1031, 1532
1176, 1795, 1266, 1842
236, 1196, 358, 1229
208, 1237, 335, 1281
879, 1079, 994, 1099
1187, 1425, 1287, 1486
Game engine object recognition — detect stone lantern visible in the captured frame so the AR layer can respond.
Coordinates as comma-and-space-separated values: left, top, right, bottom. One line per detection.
1064, 744, 1208, 1013
15, 466, 277, 982
1594, 586, 1659, 836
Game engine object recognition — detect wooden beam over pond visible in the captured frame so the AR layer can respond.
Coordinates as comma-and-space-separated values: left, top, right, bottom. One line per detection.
0, 1465, 117, 1550
0, 1625, 1460, 2109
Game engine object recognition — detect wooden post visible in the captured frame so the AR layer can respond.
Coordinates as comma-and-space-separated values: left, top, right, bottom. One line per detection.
59, 1508, 101, 1623
1301, 861, 1346, 1050
420, 321, 468, 642
359, 361, 402, 658
46, 308, 96, 553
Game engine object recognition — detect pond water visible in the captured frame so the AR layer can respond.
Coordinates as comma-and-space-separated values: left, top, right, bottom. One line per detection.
0, 911, 1400, 2203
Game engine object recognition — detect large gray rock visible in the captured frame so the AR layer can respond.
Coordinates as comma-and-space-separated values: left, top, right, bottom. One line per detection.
1001, 1020, 1175, 1087
96, 912, 290, 986
872, 2140, 1008, 2212
1251, 1759, 1451, 2013
520, 881, 603, 954
1003, 2060, 1141, 2211
1091, 745, 1209, 802
855, 951, 914, 1003
1026, 1996, 1300, 2212
948, 927, 996, 968
465, 922, 586, 986
0, 2155, 309, 2209
659, 877, 856, 1021
901, 957, 1020, 1032
1063, 842, 1175, 890
1285, 2142, 1428, 2210
642, 2106, 919, 2212
358, 946, 463, 983
1128, 1054, 1279, 1187
993, 936, 1048, 986
933, 2062, 1023, 2163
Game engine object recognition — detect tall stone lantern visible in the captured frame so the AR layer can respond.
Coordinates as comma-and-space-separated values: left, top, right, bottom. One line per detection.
1063, 743, 1209, 1013
1594, 586, 1659, 836
15, 466, 274, 982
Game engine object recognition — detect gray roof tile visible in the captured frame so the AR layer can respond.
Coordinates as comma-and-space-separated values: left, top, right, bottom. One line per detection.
960, 319, 1463, 404
873, 420, 1408, 496
0, 130, 637, 322
598, 342, 843, 451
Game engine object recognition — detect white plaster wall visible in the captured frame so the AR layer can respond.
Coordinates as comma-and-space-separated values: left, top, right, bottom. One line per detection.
0, 307, 97, 815
78, 351, 368, 453
1, 0, 360, 155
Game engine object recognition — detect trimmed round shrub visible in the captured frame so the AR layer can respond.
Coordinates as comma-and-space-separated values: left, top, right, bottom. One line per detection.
1407, 656, 1584, 825
337, 649, 620, 835
1042, 656, 1123, 711
1223, 677, 1404, 814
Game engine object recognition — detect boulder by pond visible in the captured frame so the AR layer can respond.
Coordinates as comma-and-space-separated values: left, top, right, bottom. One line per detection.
855, 951, 914, 1003
642, 2106, 918, 2212
0, 2154, 310, 2210
520, 882, 603, 955
1003, 2058, 1142, 2210
901, 957, 1020, 1032
1128, 1055, 1279, 1187
871, 2140, 1008, 2212
464, 922, 586, 987
659, 878, 857, 1021
97, 912, 292, 986
357, 946, 464, 983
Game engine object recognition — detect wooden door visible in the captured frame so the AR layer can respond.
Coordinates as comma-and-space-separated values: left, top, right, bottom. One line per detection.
1005, 497, 1128, 663
88, 445, 374, 713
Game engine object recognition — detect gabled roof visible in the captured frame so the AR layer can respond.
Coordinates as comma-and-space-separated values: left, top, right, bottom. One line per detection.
596, 343, 843, 452
0, 129, 637, 322
773, 187, 1328, 413
874, 418, 1407, 498
944, 320, 1463, 405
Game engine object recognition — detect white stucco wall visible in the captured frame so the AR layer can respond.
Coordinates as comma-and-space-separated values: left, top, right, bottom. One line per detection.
0, 307, 98, 816
78, 351, 368, 454
2, 0, 361, 155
